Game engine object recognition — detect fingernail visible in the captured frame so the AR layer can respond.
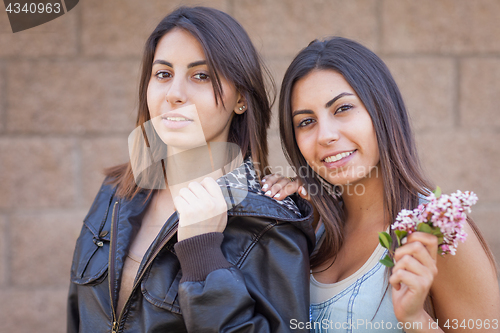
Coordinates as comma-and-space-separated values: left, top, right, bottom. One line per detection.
301, 187, 307, 196
262, 184, 268, 190
265, 190, 272, 196
274, 193, 281, 198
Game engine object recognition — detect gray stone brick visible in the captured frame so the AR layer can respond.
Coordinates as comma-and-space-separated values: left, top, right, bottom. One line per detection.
10, 210, 86, 287
81, 0, 229, 57
0, 288, 68, 333
460, 58, 500, 129
385, 57, 455, 131
0, 6, 77, 58
382, 0, 500, 54
234, 0, 378, 58
0, 138, 76, 208
7, 60, 137, 134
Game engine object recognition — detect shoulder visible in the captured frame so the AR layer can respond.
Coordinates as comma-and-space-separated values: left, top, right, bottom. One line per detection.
431, 220, 500, 319
433, 221, 496, 282
70, 178, 117, 284
82, 177, 118, 230
226, 191, 316, 253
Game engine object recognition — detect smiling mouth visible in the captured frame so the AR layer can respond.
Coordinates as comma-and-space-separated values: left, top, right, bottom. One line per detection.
323, 150, 356, 163
165, 117, 192, 122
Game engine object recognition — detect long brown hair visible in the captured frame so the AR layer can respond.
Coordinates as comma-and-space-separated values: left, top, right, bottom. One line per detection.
106, 6, 274, 199
278, 37, 496, 273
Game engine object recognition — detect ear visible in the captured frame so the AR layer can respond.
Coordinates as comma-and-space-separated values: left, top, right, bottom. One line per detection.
234, 93, 247, 115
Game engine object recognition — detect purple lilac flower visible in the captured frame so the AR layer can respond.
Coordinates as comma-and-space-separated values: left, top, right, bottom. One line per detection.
392, 190, 478, 255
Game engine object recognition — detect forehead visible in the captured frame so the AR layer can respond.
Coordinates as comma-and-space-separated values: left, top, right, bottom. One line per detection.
154, 28, 205, 61
293, 70, 353, 95
291, 70, 354, 104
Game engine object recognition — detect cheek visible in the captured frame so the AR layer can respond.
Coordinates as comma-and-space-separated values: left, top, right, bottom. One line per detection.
295, 131, 314, 162
146, 84, 157, 116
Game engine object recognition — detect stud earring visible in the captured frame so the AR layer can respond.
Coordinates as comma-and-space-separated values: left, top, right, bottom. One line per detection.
239, 105, 246, 111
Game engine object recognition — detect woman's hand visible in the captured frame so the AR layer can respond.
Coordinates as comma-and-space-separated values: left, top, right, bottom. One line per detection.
261, 174, 308, 200
174, 177, 228, 241
390, 232, 439, 329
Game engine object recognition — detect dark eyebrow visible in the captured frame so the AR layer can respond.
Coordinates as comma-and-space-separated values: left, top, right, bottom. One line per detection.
292, 92, 354, 118
187, 60, 207, 68
151, 60, 207, 68
325, 92, 354, 108
152, 59, 173, 67
292, 109, 314, 118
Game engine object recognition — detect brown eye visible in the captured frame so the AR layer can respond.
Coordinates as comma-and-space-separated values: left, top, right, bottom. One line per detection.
193, 73, 210, 81
297, 118, 314, 128
335, 104, 352, 114
156, 71, 171, 79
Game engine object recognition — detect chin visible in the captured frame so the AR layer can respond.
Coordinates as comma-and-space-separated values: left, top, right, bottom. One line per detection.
151, 124, 199, 146
159, 138, 205, 151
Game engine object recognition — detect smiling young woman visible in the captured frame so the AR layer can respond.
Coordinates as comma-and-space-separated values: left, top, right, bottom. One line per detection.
67, 7, 314, 333
263, 37, 499, 332
291, 70, 380, 188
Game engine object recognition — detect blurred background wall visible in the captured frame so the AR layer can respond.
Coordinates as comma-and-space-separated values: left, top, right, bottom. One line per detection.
0, 0, 499, 331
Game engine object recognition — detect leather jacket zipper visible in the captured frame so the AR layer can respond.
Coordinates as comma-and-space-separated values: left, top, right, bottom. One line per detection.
108, 200, 119, 333
119, 220, 179, 311
108, 200, 178, 333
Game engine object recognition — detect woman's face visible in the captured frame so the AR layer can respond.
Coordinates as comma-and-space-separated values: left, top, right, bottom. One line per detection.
147, 28, 244, 150
291, 69, 380, 186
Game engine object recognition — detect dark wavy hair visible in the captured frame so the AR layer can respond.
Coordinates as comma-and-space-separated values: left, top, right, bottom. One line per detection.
278, 37, 495, 278
106, 6, 274, 199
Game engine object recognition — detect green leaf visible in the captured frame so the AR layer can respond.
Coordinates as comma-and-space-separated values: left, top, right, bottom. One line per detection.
415, 223, 444, 245
430, 227, 442, 236
433, 186, 442, 199
394, 230, 408, 246
378, 232, 392, 250
428, 226, 444, 245
417, 223, 433, 234
379, 254, 395, 267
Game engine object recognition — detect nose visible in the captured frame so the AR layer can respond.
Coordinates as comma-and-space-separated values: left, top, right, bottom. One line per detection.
165, 75, 187, 105
317, 117, 340, 146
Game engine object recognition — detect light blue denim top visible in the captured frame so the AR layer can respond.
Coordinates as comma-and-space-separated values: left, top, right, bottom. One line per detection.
309, 224, 403, 333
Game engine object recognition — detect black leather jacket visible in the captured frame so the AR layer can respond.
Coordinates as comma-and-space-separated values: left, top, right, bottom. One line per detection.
67, 165, 315, 332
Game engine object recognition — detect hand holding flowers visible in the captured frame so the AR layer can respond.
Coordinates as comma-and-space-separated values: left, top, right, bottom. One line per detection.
379, 187, 478, 267
390, 232, 438, 327
379, 187, 478, 329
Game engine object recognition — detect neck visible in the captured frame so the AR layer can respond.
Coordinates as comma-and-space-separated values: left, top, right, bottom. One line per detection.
165, 142, 235, 199
152, 186, 174, 215
340, 171, 386, 233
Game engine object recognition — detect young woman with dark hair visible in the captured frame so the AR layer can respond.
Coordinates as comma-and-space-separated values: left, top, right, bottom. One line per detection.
67, 7, 314, 332
263, 37, 499, 332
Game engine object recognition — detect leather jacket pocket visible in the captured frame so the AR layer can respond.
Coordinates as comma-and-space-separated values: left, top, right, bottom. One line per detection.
70, 223, 110, 285
141, 246, 182, 314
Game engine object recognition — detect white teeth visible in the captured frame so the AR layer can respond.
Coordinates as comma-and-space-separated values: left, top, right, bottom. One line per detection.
324, 150, 354, 163
166, 117, 190, 121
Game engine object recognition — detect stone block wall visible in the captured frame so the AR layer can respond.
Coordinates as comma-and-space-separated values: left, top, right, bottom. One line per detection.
0, 0, 498, 331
